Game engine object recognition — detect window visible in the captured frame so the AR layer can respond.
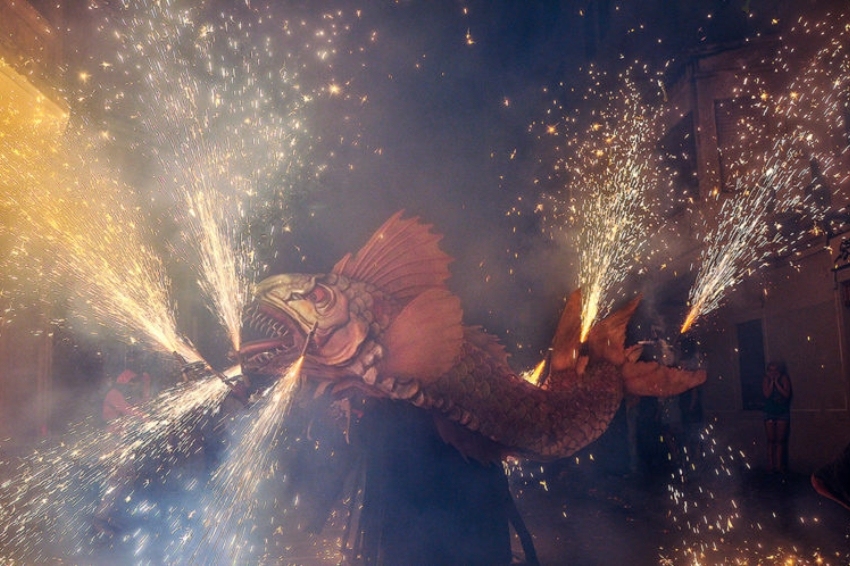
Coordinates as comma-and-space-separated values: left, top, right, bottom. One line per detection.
658, 112, 698, 215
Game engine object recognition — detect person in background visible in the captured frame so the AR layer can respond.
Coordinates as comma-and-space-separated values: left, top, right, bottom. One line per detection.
101, 354, 151, 430
677, 337, 704, 459
762, 361, 792, 474
93, 349, 152, 534
657, 392, 683, 471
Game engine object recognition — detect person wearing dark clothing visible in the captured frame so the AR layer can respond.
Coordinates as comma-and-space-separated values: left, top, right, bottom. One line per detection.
352, 399, 518, 566
762, 361, 792, 473
678, 337, 704, 459
101, 367, 150, 429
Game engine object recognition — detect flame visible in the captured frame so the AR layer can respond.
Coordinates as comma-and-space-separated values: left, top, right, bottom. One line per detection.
525, 358, 547, 385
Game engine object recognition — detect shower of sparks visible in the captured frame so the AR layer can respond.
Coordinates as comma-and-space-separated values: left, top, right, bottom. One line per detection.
179, 357, 305, 564
186, 188, 252, 352
2, 1, 372, 562
0, 372, 232, 562
659, 422, 849, 565
538, 71, 664, 342
0, 125, 199, 362
80, 0, 371, 286
86, 0, 317, 351
504, 420, 848, 565
680, 168, 789, 334
681, 15, 850, 333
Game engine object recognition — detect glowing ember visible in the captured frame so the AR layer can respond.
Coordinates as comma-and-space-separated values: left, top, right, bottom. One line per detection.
185, 188, 253, 352
538, 71, 663, 341
181, 357, 305, 563
0, 372, 232, 561
0, 126, 200, 362
681, 16, 850, 333
85, 0, 314, 352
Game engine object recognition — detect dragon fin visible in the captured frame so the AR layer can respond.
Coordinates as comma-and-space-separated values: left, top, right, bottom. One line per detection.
464, 326, 511, 370
584, 295, 641, 366
381, 288, 464, 383
549, 289, 582, 372
622, 361, 707, 397
331, 211, 453, 304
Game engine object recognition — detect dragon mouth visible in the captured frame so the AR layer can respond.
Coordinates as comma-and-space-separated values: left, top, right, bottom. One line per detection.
239, 301, 305, 375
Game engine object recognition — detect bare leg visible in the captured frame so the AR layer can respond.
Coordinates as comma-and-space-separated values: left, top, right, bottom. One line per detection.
812, 441, 850, 511
764, 420, 778, 472
774, 420, 790, 473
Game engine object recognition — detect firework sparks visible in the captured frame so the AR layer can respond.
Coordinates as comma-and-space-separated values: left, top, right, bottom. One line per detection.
0, 124, 200, 361
659, 423, 848, 565
89, 0, 314, 352
681, 16, 850, 333
2, 1, 371, 562
540, 71, 663, 341
0, 371, 232, 561
179, 358, 305, 564
185, 188, 252, 352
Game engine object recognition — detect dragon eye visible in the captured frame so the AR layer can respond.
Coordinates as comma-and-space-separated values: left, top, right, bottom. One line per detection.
308, 285, 330, 306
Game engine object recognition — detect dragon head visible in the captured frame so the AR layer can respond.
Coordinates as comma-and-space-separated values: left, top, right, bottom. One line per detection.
238, 212, 463, 391
239, 272, 372, 378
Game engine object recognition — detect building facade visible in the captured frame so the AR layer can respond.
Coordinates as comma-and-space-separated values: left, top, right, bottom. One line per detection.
580, 0, 850, 471
0, 0, 68, 440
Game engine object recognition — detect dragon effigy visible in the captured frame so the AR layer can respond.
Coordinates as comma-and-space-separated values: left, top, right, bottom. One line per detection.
238, 211, 705, 462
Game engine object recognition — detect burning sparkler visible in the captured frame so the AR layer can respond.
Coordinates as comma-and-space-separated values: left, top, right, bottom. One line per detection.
180, 356, 308, 563
0, 368, 234, 562
680, 15, 850, 333
0, 1, 373, 560
86, 0, 312, 352
539, 70, 664, 341
0, 124, 200, 361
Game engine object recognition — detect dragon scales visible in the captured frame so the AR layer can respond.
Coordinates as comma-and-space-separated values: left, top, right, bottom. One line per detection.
238, 212, 705, 462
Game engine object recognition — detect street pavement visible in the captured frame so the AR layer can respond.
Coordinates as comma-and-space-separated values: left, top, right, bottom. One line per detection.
509, 464, 850, 565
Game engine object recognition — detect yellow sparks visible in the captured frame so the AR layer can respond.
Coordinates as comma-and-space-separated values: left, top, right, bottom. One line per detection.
681, 17, 848, 332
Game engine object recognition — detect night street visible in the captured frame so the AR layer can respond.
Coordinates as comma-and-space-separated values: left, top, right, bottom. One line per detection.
3, 0, 850, 564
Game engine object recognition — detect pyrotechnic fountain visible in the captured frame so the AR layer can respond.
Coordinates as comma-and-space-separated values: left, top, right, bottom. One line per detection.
181, 356, 305, 564
1, 2, 849, 564
680, 15, 850, 333
0, 0, 364, 562
0, 113, 244, 560
537, 70, 664, 342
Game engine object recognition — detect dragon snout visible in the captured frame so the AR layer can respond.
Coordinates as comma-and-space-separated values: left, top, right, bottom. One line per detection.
239, 301, 307, 375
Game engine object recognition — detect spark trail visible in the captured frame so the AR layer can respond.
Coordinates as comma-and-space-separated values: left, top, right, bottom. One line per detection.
0, 371, 233, 562
681, 15, 850, 333
179, 358, 306, 564
0, 125, 200, 362
1, 1, 370, 561
539, 72, 663, 341
88, 0, 356, 351
97, 0, 304, 351
660, 423, 848, 565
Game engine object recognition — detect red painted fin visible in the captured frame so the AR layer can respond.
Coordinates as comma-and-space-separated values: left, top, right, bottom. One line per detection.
549, 289, 582, 372
381, 288, 464, 383
622, 362, 707, 397
584, 295, 641, 366
464, 326, 511, 370
331, 211, 453, 304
